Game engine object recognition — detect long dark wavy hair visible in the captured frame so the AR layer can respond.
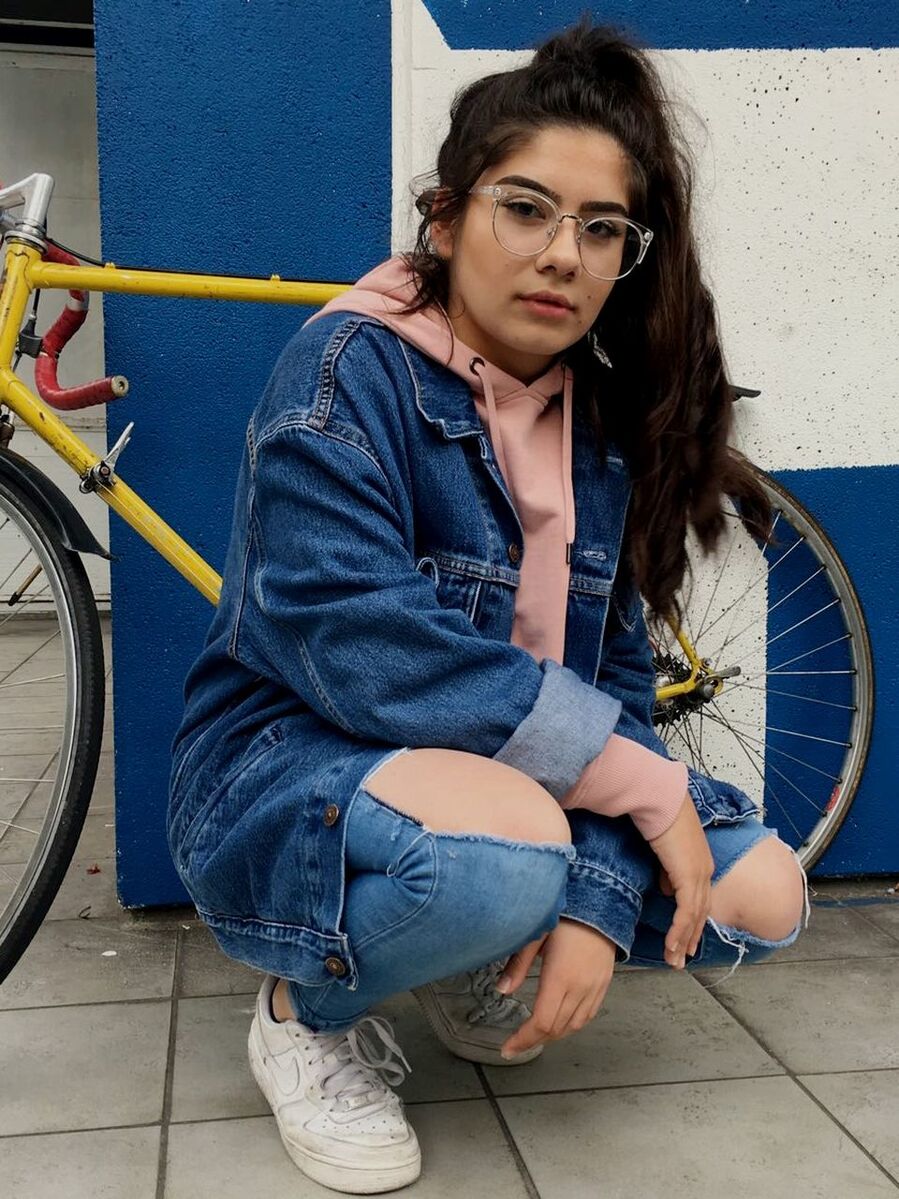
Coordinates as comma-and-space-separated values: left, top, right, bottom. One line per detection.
397, 15, 774, 624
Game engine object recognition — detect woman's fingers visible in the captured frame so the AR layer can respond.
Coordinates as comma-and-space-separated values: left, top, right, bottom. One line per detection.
668, 880, 712, 966
501, 978, 564, 1058
498, 934, 546, 995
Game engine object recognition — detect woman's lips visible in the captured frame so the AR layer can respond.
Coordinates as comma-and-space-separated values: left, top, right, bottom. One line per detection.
519, 297, 574, 319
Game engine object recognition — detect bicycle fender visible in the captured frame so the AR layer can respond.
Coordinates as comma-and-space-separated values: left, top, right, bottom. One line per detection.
0, 447, 113, 561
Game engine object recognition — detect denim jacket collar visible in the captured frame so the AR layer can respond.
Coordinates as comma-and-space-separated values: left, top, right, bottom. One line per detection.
398, 339, 486, 441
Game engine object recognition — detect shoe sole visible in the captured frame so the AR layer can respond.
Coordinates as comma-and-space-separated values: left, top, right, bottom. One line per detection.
412, 986, 543, 1066
248, 1024, 421, 1194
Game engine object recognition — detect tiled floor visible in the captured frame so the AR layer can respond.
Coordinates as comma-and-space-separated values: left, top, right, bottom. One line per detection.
2, 618, 899, 1197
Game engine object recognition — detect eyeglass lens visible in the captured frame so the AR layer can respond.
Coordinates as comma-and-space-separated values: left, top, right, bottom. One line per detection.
492, 191, 643, 280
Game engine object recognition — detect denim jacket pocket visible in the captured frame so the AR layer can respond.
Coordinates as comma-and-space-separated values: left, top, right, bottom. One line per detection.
688, 772, 762, 828
175, 721, 286, 873
416, 550, 489, 625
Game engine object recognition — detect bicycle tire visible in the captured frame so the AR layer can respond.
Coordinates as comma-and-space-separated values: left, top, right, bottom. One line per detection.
0, 471, 105, 983
651, 466, 873, 872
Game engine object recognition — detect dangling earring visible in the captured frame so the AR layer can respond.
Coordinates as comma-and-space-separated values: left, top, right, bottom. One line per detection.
588, 331, 612, 369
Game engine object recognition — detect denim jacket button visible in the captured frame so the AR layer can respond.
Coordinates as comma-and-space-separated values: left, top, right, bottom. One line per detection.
325, 956, 347, 977
323, 803, 340, 827
507, 542, 521, 565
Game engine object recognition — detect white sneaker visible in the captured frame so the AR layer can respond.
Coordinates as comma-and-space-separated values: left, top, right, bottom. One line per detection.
412, 960, 543, 1066
248, 975, 421, 1194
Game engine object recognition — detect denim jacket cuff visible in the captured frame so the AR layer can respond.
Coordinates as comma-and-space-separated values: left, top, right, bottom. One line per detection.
492, 659, 623, 801
560, 860, 642, 964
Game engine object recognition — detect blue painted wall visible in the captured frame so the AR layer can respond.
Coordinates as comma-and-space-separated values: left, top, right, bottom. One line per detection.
421, 0, 899, 50
94, 0, 896, 905
94, 0, 392, 905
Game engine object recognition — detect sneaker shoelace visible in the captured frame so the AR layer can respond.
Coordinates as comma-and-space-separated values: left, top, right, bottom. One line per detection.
465, 960, 523, 1026
301, 1015, 412, 1115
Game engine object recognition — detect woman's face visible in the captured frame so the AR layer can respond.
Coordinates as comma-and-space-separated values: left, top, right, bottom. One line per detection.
433, 124, 632, 384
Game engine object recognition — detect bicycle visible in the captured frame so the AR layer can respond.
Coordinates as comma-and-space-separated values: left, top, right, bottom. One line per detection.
0, 171, 873, 983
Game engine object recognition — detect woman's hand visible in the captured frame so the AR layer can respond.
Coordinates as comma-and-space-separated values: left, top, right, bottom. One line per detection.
496, 918, 617, 1059
647, 793, 714, 970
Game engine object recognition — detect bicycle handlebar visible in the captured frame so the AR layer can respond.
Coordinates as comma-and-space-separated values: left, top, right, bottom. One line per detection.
1, 190, 128, 411
30, 242, 128, 411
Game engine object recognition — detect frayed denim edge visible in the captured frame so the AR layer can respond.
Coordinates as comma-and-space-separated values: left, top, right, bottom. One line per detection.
704, 844, 812, 988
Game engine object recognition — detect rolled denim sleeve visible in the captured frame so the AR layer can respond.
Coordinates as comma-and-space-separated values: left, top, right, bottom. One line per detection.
237, 413, 621, 799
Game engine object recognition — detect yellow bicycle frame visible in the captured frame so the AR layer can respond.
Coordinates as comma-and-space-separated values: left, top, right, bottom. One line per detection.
0, 238, 350, 604
0, 235, 707, 703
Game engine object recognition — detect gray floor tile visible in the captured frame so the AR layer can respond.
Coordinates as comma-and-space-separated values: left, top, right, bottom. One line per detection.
855, 902, 899, 943
499, 1075, 899, 1198
0, 811, 115, 864
165, 1101, 530, 1199
694, 957, 899, 1073
170, 994, 268, 1122
178, 922, 266, 998
800, 1069, 899, 1178
763, 902, 899, 963
399, 1098, 531, 1196
483, 968, 781, 1095
0, 1000, 170, 1134
0, 754, 58, 821
0, 917, 176, 1008
87, 751, 115, 814
0, 1125, 160, 1199
809, 879, 899, 902
44, 855, 122, 920
373, 991, 487, 1103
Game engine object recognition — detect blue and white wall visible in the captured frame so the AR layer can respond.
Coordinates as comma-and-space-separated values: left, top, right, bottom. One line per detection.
93, 1, 898, 905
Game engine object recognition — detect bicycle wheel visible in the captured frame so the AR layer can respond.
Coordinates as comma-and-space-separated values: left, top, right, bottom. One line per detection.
0, 470, 105, 983
649, 467, 873, 871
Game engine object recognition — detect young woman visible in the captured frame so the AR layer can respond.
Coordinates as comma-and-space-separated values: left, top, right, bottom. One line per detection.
168, 18, 809, 1194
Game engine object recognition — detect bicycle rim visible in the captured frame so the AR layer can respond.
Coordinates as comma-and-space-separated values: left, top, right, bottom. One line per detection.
0, 474, 105, 982
649, 468, 873, 871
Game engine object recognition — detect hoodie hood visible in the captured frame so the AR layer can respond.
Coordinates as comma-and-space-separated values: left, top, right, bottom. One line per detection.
303, 255, 576, 560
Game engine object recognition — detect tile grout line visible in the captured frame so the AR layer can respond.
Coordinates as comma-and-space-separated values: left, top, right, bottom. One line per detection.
473, 1062, 542, 1199
850, 905, 899, 947
5, 944, 899, 1015
155, 924, 185, 1199
700, 976, 899, 1191
6, 1059, 899, 1142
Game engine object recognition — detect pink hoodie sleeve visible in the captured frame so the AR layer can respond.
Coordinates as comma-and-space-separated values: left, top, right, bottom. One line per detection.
559, 733, 688, 841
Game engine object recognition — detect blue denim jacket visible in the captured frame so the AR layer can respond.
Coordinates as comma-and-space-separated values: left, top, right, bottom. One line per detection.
168, 313, 759, 982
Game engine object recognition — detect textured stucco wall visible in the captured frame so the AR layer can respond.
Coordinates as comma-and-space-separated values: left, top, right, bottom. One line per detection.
94, 1, 391, 905
95, 0, 897, 904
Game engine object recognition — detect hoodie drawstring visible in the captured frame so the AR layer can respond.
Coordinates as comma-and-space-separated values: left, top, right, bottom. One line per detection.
469, 356, 575, 569
562, 364, 574, 565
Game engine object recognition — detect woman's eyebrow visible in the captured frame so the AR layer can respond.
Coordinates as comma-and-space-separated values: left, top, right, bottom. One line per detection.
495, 174, 629, 217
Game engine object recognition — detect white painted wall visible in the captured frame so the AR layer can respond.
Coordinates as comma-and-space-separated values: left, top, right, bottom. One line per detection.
0, 46, 110, 603
391, 0, 899, 474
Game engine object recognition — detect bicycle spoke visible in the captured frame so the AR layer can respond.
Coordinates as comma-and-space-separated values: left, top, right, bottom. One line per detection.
698, 514, 799, 647
0, 673, 65, 691
0, 579, 54, 630
0, 547, 32, 597
767, 599, 841, 649
733, 681, 855, 710
695, 510, 741, 644
661, 473, 871, 869
701, 708, 841, 782
703, 703, 807, 843
741, 633, 851, 684
705, 701, 818, 837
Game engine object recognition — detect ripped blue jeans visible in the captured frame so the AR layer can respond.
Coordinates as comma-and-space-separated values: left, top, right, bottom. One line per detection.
288, 783, 810, 1033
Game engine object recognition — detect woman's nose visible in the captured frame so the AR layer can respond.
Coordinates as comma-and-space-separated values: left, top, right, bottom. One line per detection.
535, 215, 581, 275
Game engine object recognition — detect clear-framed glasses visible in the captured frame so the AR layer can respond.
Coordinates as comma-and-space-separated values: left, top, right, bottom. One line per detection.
468, 183, 654, 281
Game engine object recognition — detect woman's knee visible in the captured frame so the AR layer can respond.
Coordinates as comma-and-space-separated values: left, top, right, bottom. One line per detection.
709, 835, 805, 942
364, 747, 573, 845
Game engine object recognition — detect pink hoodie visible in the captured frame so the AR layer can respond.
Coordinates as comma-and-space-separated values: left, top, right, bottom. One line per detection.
303, 256, 686, 841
